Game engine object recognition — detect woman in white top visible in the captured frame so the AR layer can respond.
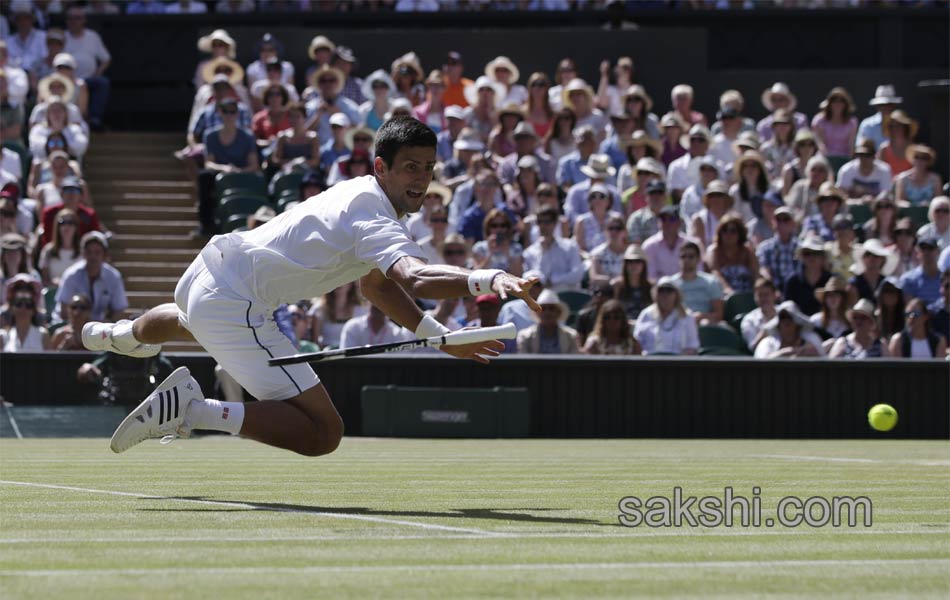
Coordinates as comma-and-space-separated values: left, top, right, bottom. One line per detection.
416, 205, 450, 266
28, 97, 88, 161
634, 276, 699, 355
38, 206, 82, 287
0, 285, 49, 352
574, 185, 621, 253
888, 298, 947, 358
689, 180, 735, 251
308, 281, 367, 349
485, 56, 528, 107
754, 300, 823, 358
543, 107, 576, 165
472, 208, 523, 276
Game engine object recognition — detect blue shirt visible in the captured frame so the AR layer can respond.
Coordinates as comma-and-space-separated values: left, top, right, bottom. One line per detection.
204, 127, 256, 169
556, 151, 587, 188
458, 203, 515, 243
55, 260, 128, 322
436, 129, 455, 163
193, 103, 252, 142
305, 95, 362, 145
673, 271, 724, 314
599, 135, 627, 170
857, 112, 886, 151
802, 214, 835, 243
899, 267, 941, 305
319, 140, 351, 172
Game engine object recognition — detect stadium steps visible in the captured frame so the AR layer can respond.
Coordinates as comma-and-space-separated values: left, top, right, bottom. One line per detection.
83, 132, 203, 353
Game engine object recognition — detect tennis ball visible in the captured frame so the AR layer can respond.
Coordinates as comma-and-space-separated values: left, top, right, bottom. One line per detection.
868, 404, 898, 432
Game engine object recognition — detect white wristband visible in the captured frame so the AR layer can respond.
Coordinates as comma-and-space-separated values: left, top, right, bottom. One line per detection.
415, 313, 451, 340
467, 269, 504, 296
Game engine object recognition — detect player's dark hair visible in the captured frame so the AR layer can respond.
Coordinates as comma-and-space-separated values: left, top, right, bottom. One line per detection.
374, 116, 437, 168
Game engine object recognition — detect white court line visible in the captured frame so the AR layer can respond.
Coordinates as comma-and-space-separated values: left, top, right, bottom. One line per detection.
0, 527, 947, 545
1, 558, 948, 578
0, 480, 503, 538
0, 403, 23, 440
756, 454, 950, 467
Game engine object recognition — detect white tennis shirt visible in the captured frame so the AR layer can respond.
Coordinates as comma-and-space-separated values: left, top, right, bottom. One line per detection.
199, 175, 426, 307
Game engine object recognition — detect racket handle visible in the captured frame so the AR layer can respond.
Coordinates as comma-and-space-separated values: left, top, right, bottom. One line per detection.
439, 323, 517, 346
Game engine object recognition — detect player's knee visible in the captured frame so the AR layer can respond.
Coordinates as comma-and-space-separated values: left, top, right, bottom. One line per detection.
296, 413, 343, 457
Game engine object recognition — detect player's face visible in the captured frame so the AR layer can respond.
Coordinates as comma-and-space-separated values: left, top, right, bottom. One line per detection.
376, 146, 437, 217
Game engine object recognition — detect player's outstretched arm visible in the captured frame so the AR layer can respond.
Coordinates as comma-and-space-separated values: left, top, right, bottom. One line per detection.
386, 256, 542, 313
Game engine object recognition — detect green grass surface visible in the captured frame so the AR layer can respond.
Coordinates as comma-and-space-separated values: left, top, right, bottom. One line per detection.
1, 438, 948, 598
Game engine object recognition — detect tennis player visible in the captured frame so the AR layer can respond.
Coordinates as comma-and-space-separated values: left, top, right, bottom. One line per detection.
83, 117, 540, 455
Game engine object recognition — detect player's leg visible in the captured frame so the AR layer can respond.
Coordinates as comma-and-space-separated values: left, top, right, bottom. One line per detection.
237, 385, 343, 456
132, 303, 196, 344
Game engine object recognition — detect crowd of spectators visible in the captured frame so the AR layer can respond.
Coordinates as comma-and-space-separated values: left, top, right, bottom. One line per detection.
1, 1, 947, 364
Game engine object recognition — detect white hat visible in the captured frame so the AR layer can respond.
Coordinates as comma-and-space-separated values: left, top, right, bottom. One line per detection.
484, 56, 520, 84
384, 97, 413, 120
851, 239, 899, 276
463, 76, 505, 108
453, 129, 484, 152
52, 52, 76, 70
588, 182, 611, 198
197, 29, 236, 59
562, 78, 594, 110
869, 84, 902, 106
761, 82, 798, 112
329, 113, 351, 128
444, 105, 467, 121
764, 300, 813, 334
580, 154, 616, 180
516, 154, 540, 172
360, 69, 396, 101
308, 35, 336, 60
635, 157, 666, 178
531, 289, 570, 324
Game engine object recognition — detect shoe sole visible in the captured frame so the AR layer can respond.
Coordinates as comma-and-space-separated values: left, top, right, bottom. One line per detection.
109, 366, 193, 454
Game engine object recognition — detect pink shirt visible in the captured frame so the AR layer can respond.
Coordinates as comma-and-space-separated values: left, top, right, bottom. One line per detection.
811, 113, 857, 157
643, 231, 692, 281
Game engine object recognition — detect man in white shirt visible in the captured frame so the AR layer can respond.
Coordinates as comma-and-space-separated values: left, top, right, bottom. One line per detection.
522, 206, 586, 291
63, 5, 110, 128
836, 138, 893, 203
82, 117, 539, 458
667, 124, 714, 203
6, 2, 47, 75
340, 305, 412, 349
0, 41, 29, 107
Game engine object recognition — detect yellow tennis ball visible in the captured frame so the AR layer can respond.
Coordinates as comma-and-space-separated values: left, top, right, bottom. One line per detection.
868, 404, 898, 432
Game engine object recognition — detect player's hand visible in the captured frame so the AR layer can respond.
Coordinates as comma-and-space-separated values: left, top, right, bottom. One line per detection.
439, 333, 505, 365
600, 59, 610, 75
492, 273, 542, 313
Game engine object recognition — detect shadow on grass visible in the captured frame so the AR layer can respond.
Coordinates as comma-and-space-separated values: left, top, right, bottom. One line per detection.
140, 496, 613, 527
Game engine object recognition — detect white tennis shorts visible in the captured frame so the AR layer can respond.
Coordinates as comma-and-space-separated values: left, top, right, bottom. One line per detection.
174, 254, 320, 401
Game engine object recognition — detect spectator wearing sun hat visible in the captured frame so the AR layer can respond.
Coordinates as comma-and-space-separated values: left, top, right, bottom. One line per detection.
246, 33, 294, 89
711, 89, 756, 137
497, 122, 555, 187
463, 75, 504, 142
837, 138, 893, 204
435, 105, 468, 163
801, 182, 846, 243
484, 56, 527, 107
188, 66, 252, 146
358, 69, 396, 132
626, 180, 670, 245
786, 154, 833, 220
620, 156, 665, 215
688, 179, 735, 251
330, 45, 365, 106
442, 51, 473, 109
304, 64, 361, 144
600, 110, 637, 170
916, 196, 950, 250
857, 85, 902, 151
667, 123, 714, 204
755, 82, 809, 143
562, 155, 622, 227
516, 289, 578, 355
753, 300, 824, 358
562, 78, 607, 140
304, 35, 336, 85
783, 235, 832, 316
829, 298, 891, 358
659, 112, 688, 167
899, 235, 943, 305
894, 144, 942, 207
847, 238, 897, 305
877, 109, 917, 176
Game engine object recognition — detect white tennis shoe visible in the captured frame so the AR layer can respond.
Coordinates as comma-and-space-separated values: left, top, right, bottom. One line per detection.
82, 320, 162, 358
109, 367, 202, 453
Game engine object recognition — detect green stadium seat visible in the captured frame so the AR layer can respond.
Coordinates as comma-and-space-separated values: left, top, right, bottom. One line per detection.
43, 286, 58, 319
216, 195, 269, 227
214, 172, 267, 199
848, 204, 872, 227
827, 155, 849, 178
270, 172, 303, 198
698, 324, 747, 355
558, 290, 592, 315
899, 205, 929, 230
723, 291, 756, 324
221, 214, 251, 233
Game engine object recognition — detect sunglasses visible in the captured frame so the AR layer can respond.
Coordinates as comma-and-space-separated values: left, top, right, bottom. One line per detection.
530, 81, 548, 88
58, 218, 77, 225
353, 137, 372, 143
444, 248, 466, 256
802, 250, 823, 257
537, 218, 556, 225
851, 314, 872, 323
48, 139, 66, 147
607, 225, 625, 232
722, 227, 739, 233
220, 108, 238, 115
603, 313, 624, 321
430, 218, 448, 224
12, 299, 35, 309
905, 309, 924, 318
589, 193, 608, 200
660, 214, 679, 223
371, 82, 389, 89
318, 78, 337, 85
680, 254, 698, 260
70, 303, 90, 311
537, 191, 556, 198
489, 222, 510, 229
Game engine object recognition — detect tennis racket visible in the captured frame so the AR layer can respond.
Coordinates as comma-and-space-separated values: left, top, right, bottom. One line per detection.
267, 323, 517, 366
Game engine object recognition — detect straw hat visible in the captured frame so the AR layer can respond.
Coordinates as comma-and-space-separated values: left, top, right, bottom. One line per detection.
680, 123, 712, 150
906, 144, 936, 166
561, 78, 594, 111
635, 157, 666, 178
659, 112, 687, 131
3, 272, 42, 308
498, 102, 525, 120
761, 82, 797, 112
345, 125, 375, 149
531, 289, 570, 324
764, 300, 814, 334
851, 239, 899, 276
622, 84, 653, 112
201, 56, 244, 86
796, 235, 827, 260
37, 73, 75, 102
384, 98, 413, 120
360, 69, 396, 100
391, 52, 424, 81
580, 154, 616, 179
621, 130, 662, 158
453, 128, 485, 152
623, 245, 647, 262
463, 75, 505, 108
732, 130, 761, 154
771, 108, 794, 126
425, 182, 453, 207
653, 275, 683, 303
309, 65, 345, 97
719, 89, 745, 111
887, 110, 918, 139
733, 150, 767, 180
197, 29, 236, 58
815, 181, 846, 205
308, 35, 336, 60
868, 84, 902, 107
846, 298, 877, 322
484, 56, 520, 84
814, 276, 847, 302
793, 128, 817, 148
702, 180, 732, 207
819, 86, 856, 115
687, 155, 721, 183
